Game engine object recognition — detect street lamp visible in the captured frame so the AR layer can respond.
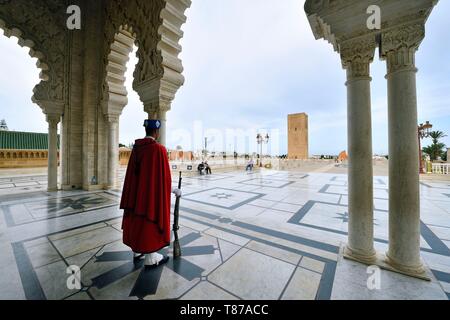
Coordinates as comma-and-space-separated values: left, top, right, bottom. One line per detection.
257, 133, 270, 168
203, 137, 210, 160
418, 121, 433, 174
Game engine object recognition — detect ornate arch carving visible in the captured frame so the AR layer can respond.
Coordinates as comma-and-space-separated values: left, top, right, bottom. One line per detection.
101, 0, 191, 115
101, 25, 136, 117
0, 0, 67, 110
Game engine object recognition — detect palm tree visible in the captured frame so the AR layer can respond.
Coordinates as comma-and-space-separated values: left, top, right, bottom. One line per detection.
430, 131, 447, 144
423, 130, 447, 161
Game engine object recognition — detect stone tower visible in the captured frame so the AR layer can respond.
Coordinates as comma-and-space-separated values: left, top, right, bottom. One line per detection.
288, 113, 309, 159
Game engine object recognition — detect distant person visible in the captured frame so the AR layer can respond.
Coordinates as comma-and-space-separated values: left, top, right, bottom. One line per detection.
205, 162, 212, 175
246, 158, 254, 172
197, 162, 205, 175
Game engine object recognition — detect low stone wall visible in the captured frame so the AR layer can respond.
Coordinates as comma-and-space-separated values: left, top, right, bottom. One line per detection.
1, 148, 190, 169
0, 149, 55, 168
169, 150, 194, 162
119, 149, 132, 166
272, 159, 335, 170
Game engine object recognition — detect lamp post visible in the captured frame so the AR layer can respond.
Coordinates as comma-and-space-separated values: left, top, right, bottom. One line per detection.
418, 121, 432, 174
203, 137, 209, 160
257, 133, 270, 168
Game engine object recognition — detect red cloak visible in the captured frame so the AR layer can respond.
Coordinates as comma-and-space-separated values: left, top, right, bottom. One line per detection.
120, 138, 172, 254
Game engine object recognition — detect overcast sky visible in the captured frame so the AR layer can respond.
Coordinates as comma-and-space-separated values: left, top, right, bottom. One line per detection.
0, 0, 449, 156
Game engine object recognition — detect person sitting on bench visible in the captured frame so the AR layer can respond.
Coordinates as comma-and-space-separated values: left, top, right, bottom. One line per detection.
197, 162, 205, 175
205, 161, 212, 175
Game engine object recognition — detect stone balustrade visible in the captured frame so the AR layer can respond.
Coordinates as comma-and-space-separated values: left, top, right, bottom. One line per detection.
0, 149, 58, 168
119, 148, 132, 166
1, 148, 133, 169
432, 163, 450, 175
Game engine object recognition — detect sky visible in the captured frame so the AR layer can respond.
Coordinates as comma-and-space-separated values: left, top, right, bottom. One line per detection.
0, 0, 449, 156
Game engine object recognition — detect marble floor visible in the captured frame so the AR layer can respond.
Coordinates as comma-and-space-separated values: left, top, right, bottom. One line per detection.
0, 169, 449, 300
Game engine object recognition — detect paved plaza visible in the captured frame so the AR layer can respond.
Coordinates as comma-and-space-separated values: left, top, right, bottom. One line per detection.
0, 169, 449, 300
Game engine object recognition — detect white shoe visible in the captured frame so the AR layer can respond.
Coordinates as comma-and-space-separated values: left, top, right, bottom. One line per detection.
144, 252, 164, 266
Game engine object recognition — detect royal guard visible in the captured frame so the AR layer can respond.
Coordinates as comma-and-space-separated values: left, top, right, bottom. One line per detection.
120, 119, 182, 267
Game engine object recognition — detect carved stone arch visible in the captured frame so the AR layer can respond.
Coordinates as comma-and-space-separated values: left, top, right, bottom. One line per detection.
101, 24, 137, 117
0, 21, 48, 80
0, 0, 67, 113
101, 0, 191, 116
133, 0, 192, 114
101, 0, 162, 117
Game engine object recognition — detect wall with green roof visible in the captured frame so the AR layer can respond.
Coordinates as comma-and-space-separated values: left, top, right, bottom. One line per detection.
0, 131, 60, 150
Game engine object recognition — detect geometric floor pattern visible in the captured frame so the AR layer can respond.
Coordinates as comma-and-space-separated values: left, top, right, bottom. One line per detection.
0, 170, 449, 300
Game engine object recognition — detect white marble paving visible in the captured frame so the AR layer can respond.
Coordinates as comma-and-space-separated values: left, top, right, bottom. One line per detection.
332, 256, 448, 300
0, 170, 449, 300
208, 248, 296, 300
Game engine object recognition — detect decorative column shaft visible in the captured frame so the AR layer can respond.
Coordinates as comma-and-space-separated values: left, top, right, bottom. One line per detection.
146, 107, 168, 147
158, 110, 167, 146
341, 38, 377, 263
382, 24, 425, 274
106, 116, 120, 189
47, 114, 61, 192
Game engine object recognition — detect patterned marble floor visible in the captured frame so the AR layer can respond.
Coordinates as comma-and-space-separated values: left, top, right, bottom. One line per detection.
0, 170, 449, 300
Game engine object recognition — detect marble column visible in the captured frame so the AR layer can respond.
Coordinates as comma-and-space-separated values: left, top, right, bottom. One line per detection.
106, 115, 119, 189
158, 110, 167, 146
47, 114, 61, 192
146, 108, 167, 146
382, 24, 425, 275
341, 39, 377, 263
135, 80, 177, 149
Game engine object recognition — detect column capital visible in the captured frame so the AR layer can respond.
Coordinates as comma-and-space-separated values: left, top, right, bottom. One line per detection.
134, 78, 174, 116
340, 36, 376, 80
46, 113, 61, 125
104, 114, 120, 124
146, 108, 168, 121
381, 23, 425, 75
35, 100, 64, 119
101, 96, 127, 119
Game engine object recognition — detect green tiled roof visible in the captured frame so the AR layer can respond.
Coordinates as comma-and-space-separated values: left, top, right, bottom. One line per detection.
0, 131, 60, 150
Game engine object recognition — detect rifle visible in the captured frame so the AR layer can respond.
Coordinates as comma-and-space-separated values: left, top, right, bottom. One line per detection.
173, 171, 182, 259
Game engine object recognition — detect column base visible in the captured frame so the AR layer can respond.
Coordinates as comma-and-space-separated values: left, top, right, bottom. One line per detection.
61, 184, 82, 191
344, 244, 377, 265
342, 245, 431, 281
82, 184, 107, 191
385, 252, 427, 279
47, 187, 59, 192
104, 184, 119, 191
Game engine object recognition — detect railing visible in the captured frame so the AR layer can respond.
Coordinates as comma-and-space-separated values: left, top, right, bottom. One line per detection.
0, 149, 55, 168
432, 163, 450, 175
